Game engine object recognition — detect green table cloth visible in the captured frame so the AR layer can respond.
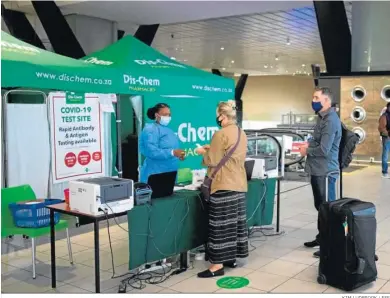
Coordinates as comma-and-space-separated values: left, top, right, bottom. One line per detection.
127, 178, 276, 269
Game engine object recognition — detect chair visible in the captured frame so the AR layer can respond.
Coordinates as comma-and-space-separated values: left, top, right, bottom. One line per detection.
1, 185, 73, 279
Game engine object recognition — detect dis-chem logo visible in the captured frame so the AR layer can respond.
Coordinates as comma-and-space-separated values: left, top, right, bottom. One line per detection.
84, 57, 114, 66
83, 57, 185, 69
175, 122, 219, 157
1, 41, 40, 54
134, 59, 186, 69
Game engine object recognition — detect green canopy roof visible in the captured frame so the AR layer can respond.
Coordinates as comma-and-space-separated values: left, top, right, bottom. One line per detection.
2, 31, 234, 98
1, 31, 117, 93
82, 35, 234, 99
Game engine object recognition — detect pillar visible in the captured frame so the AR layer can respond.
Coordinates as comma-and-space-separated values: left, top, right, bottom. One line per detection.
65, 14, 117, 55
351, 2, 390, 72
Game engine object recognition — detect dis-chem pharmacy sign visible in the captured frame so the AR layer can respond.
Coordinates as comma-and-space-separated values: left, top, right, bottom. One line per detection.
143, 96, 219, 171
84, 57, 185, 69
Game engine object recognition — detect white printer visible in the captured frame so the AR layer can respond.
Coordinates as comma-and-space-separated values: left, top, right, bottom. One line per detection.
69, 177, 134, 216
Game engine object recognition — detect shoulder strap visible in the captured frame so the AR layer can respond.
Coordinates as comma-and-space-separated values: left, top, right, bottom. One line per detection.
211, 127, 242, 179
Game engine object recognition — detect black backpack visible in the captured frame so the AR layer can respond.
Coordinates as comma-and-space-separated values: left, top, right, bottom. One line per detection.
339, 123, 360, 169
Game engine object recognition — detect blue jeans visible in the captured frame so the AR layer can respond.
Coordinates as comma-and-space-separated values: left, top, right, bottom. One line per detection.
328, 176, 337, 202
311, 175, 337, 211
382, 138, 390, 174
311, 175, 337, 242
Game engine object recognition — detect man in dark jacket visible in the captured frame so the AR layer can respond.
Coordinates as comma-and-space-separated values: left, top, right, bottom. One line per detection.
299, 87, 342, 258
378, 102, 390, 179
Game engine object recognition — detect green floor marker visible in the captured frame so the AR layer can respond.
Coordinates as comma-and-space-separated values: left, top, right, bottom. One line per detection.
217, 276, 250, 289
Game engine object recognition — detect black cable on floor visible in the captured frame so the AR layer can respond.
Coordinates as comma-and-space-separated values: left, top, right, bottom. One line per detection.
279, 183, 310, 194
100, 208, 117, 278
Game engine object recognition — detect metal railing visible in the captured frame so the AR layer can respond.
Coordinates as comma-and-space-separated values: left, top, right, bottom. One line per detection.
245, 129, 306, 168
281, 112, 317, 126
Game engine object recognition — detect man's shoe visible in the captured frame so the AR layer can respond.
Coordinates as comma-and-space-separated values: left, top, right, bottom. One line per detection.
313, 251, 321, 258
304, 240, 319, 248
382, 173, 390, 179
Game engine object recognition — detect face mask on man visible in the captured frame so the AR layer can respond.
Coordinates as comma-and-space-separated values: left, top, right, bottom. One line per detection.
158, 115, 171, 126
312, 101, 323, 113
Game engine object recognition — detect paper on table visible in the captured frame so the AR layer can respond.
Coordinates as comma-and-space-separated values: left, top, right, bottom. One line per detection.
99, 94, 115, 113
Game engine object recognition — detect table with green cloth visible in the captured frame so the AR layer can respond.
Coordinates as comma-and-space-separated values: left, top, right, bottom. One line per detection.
127, 178, 276, 270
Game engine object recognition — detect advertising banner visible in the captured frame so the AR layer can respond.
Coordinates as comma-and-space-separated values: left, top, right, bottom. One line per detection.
143, 95, 221, 172
49, 92, 105, 183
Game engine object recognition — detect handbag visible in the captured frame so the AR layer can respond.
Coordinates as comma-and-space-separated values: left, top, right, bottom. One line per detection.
200, 127, 242, 201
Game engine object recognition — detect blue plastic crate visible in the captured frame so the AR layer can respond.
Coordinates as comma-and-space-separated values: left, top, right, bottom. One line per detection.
9, 199, 63, 228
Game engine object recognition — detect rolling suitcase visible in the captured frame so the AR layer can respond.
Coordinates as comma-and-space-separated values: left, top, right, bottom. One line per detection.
317, 185, 378, 291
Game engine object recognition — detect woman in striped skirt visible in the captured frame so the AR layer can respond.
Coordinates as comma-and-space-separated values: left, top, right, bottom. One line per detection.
195, 100, 248, 278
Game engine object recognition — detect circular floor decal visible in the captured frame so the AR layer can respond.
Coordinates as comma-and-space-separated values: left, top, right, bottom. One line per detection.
217, 276, 250, 289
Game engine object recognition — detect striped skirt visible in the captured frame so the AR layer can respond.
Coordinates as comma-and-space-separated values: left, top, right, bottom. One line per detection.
207, 191, 249, 264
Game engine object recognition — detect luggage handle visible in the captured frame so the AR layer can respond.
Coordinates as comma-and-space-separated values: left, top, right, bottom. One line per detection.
325, 171, 340, 202
335, 198, 361, 209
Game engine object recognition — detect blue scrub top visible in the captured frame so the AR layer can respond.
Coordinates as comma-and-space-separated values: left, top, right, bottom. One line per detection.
139, 123, 180, 183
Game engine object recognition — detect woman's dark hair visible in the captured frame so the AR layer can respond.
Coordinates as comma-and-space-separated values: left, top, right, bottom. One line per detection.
146, 103, 170, 120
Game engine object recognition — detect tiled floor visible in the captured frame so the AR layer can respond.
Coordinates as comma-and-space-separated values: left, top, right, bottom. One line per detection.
2, 165, 390, 293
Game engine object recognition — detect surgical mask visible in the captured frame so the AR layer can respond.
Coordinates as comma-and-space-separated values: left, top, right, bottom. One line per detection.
159, 116, 171, 126
216, 115, 223, 127
312, 101, 323, 113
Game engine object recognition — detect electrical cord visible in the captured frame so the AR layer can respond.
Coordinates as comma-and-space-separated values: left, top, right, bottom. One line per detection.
99, 207, 118, 278
118, 199, 191, 292
104, 204, 129, 233
279, 183, 310, 194
246, 178, 267, 223
119, 261, 180, 292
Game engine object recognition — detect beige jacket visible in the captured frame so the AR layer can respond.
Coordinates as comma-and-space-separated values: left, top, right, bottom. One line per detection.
202, 123, 248, 194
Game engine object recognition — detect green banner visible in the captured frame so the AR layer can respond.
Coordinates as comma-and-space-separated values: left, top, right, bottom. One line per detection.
143, 95, 221, 178
2, 31, 235, 100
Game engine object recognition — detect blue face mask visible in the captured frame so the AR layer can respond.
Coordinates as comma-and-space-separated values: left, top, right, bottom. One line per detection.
159, 116, 171, 126
312, 101, 323, 113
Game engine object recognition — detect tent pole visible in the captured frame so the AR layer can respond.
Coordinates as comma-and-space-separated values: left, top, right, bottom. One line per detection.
116, 97, 123, 178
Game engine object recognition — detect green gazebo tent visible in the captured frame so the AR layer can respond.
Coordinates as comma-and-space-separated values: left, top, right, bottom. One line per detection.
81, 34, 235, 98
81, 35, 235, 179
1, 31, 118, 93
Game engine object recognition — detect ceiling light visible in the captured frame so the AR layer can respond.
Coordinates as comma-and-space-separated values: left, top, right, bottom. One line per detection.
270, 66, 273, 69
175, 48, 178, 51
285, 70, 288, 73
264, 65, 268, 68
222, 67, 226, 71
180, 48, 184, 52
302, 64, 306, 67
364, 50, 368, 54
275, 55, 279, 61
220, 47, 225, 51
231, 60, 235, 64
183, 59, 188, 62
171, 57, 176, 60
286, 37, 291, 45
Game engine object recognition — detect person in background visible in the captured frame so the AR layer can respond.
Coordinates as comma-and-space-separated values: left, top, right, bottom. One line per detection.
195, 100, 248, 278
139, 103, 185, 183
332, 103, 340, 114
299, 87, 342, 258
378, 102, 390, 179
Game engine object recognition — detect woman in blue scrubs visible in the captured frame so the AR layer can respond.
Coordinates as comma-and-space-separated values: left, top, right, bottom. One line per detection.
139, 103, 185, 183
